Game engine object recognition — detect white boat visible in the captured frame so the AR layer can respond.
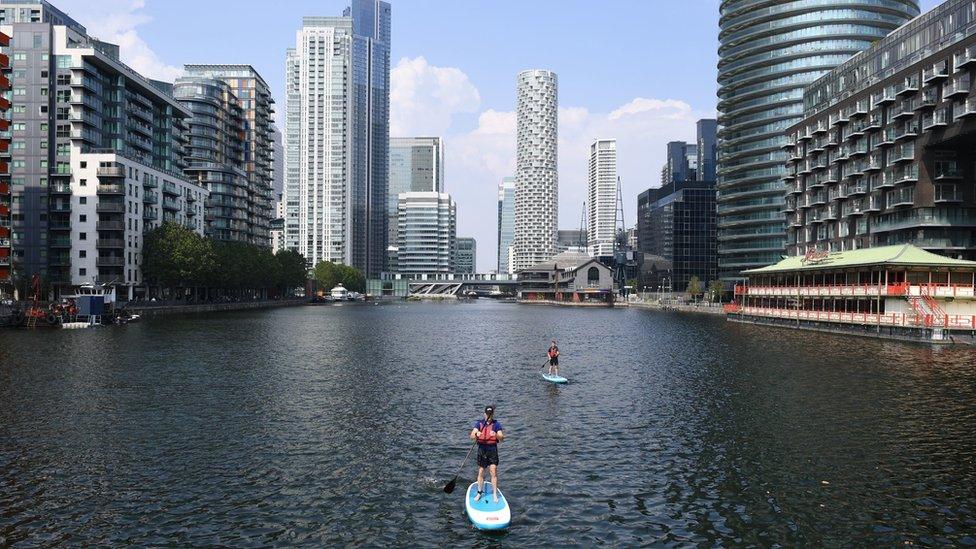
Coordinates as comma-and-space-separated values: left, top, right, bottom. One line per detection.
330, 284, 349, 301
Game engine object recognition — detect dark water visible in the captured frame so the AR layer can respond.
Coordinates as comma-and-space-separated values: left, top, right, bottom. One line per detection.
2, 301, 976, 546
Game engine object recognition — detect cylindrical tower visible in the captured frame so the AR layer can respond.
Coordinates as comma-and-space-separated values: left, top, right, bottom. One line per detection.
716, 0, 919, 277
513, 69, 558, 271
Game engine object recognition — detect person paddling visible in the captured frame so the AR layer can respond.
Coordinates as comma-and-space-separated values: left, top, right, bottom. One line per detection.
547, 339, 560, 376
470, 405, 504, 503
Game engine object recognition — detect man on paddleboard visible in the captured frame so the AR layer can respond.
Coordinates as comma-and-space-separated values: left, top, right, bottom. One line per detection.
470, 405, 504, 503
547, 339, 560, 376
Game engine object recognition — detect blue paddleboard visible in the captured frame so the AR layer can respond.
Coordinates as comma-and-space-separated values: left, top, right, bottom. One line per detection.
465, 482, 511, 530
542, 372, 568, 384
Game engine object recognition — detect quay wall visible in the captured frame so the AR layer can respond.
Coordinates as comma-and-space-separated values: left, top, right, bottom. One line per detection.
125, 299, 307, 319
729, 313, 976, 345
629, 300, 725, 316
517, 299, 624, 308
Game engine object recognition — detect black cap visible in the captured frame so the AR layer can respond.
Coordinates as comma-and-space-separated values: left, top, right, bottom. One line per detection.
485, 405, 495, 415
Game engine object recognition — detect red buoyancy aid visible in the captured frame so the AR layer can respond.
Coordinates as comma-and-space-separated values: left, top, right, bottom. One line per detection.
548, 346, 558, 358
477, 420, 499, 445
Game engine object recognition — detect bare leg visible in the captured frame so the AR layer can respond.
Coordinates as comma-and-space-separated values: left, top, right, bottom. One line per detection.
476, 466, 485, 499
489, 464, 499, 502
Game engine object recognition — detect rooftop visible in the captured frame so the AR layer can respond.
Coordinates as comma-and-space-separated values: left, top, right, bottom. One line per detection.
744, 245, 976, 274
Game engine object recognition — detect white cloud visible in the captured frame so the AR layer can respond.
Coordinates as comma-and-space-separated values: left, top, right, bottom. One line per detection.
390, 56, 481, 136
447, 95, 710, 271
54, 0, 182, 82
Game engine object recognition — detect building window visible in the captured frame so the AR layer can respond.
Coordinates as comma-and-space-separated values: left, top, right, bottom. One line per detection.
79, 250, 86, 258
79, 268, 86, 276
79, 232, 86, 240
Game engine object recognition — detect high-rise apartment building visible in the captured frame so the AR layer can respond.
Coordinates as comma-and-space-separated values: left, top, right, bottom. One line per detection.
716, 0, 919, 278
271, 194, 284, 254
496, 176, 515, 274
284, 0, 390, 275
388, 136, 442, 270
182, 65, 276, 247
173, 76, 249, 242
785, 0, 976, 260
395, 191, 455, 274
0, 31, 9, 291
1, 2, 207, 296
587, 139, 617, 257
454, 237, 476, 274
513, 69, 557, 272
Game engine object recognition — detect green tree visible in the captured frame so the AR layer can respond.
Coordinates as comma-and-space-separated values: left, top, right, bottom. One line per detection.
707, 280, 725, 303
144, 222, 213, 294
313, 261, 365, 293
276, 250, 309, 293
685, 276, 703, 301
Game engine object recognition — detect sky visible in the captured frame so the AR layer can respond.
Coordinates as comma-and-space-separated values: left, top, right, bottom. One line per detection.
54, 0, 942, 272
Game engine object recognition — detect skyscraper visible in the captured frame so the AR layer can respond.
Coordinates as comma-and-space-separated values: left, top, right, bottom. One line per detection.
696, 119, 717, 183
513, 69, 558, 272
496, 176, 515, 274
663, 141, 697, 185
284, 0, 390, 274
716, 0, 919, 278
388, 137, 443, 270
587, 139, 617, 257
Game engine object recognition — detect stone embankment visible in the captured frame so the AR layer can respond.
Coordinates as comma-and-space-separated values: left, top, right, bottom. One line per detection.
124, 298, 306, 319
628, 300, 725, 315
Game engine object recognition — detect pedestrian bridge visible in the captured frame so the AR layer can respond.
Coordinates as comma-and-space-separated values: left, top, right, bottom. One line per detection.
409, 275, 519, 297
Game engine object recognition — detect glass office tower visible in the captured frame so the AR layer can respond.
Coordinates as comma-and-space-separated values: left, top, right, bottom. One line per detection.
716, 0, 919, 278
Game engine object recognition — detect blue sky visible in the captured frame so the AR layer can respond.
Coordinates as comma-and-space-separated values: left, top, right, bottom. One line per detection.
55, 0, 941, 271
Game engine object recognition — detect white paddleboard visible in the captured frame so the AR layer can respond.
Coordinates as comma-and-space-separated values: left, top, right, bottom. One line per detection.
465, 481, 511, 530
542, 372, 568, 384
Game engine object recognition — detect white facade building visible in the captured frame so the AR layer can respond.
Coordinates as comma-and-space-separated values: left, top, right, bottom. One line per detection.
512, 69, 558, 272
587, 139, 618, 257
283, 1, 390, 275
283, 18, 353, 268
396, 192, 456, 274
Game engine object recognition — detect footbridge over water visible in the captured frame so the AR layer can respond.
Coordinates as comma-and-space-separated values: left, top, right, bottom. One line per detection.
408, 274, 519, 297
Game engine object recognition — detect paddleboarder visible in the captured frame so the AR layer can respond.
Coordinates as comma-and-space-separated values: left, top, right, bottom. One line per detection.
547, 339, 560, 376
470, 405, 504, 503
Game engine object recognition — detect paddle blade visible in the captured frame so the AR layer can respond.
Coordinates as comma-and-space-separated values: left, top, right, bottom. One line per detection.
443, 477, 457, 494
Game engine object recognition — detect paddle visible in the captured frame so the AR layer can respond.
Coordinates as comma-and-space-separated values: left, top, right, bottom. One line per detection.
443, 438, 478, 494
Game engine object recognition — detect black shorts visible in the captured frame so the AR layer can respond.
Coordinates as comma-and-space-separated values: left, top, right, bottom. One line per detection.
549, 356, 558, 365
477, 444, 499, 467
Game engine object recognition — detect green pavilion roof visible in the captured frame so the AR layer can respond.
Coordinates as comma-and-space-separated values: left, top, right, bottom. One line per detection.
743, 245, 976, 274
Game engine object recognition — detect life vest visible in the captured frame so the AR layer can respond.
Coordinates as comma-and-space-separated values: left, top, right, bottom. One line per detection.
548, 346, 558, 358
477, 420, 499, 445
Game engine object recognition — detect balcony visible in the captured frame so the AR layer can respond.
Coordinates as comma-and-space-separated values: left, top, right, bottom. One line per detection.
49, 182, 72, 194
893, 164, 919, 185
808, 207, 825, 224
953, 97, 976, 119
162, 182, 179, 195
923, 60, 949, 82
945, 74, 970, 98
864, 153, 883, 172
922, 108, 949, 129
812, 119, 828, 134
953, 45, 976, 71
894, 123, 918, 141
143, 190, 159, 203
143, 209, 159, 221
49, 202, 71, 213
877, 128, 896, 147
48, 256, 71, 268
918, 88, 938, 110
49, 236, 72, 248
96, 221, 124, 231
185, 204, 196, 216
96, 202, 125, 214
872, 86, 896, 106
895, 75, 919, 97
824, 166, 840, 184
891, 143, 915, 163
95, 256, 125, 267
788, 213, 804, 227
810, 191, 827, 207
162, 197, 180, 211
96, 238, 125, 249
143, 178, 158, 189
826, 204, 840, 220
865, 110, 883, 131
97, 183, 125, 195
867, 195, 883, 213
96, 166, 125, 179
886, 188, 915, 208
846, 179, 870, 196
